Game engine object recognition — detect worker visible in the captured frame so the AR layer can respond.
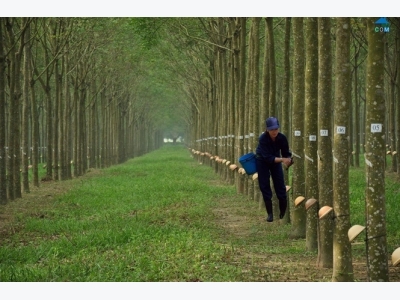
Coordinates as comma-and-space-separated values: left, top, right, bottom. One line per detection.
255, 117, 293, 222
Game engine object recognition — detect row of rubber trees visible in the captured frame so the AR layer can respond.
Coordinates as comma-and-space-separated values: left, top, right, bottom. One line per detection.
188, 147, 400, 269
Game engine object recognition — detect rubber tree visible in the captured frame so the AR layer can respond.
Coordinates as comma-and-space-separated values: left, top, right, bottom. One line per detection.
227, 18, 236, 185
316, 17, 333, 268
384, 22, 398, 173
213, 18, 229, 181
233, 17, 246, 194
0, 19, 6, 204
397, 18, 400, 179
29, 18, 56, 184
54, 19, 73, 181
22, 19, 32, 193
249, 17, 261, 202
266, 17, 276, 117
265, 17, 280, 217
364, 17, 389, 282
290, 17, 306, 239
4, 17, 29, 200
260, 18, 269, 131
62, 43, 73, 179
332, 17, 354, 282
304, 17, 319, 251
246, 17, 261, 200
281, 17, 292, 224
258, 19, 269, 210
27, 19, 41, 187
36, 19, 55, 180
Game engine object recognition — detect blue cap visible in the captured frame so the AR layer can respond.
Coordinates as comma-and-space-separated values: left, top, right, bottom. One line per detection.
266, 117, 279, 131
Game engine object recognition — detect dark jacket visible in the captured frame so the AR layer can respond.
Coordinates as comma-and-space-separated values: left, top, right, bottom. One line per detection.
255, 132, 291, 164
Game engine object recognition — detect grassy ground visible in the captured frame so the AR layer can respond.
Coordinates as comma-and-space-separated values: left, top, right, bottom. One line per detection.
0, 144, 399, 282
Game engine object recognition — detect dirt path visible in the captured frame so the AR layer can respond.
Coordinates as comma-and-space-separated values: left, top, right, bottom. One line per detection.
212, 196, 400, 282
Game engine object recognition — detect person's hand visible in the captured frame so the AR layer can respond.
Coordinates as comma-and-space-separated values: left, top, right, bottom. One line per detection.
282, 157, 293, 168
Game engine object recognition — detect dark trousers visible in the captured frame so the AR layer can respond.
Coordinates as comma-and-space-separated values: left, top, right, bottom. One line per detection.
256, 158, 287, 216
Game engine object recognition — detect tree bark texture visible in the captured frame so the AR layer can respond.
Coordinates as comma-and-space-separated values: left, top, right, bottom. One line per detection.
365, 17, 389, 282
0, 19, 7, 204
304, 17, 319, 251
290, 18, 306, 239
317, 17, 333, 268
332, 17, 354, 282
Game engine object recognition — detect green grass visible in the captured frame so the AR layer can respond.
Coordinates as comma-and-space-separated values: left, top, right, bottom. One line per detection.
0, 144, 399, 282
349, 155, 400, 249
1, 145, 245, 281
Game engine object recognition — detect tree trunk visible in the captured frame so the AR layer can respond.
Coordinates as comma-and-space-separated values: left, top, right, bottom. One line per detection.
6, 17, 26, 199
332, 17, 354, 282
73, 77, 79, 176
54, 58, 61, 180
290, 17, 306, 239
45, 85, 53, 180
266, 17, 276, 118
29, 31, 40, 188
239, 17, 247, 193
34, 22, 56, 181
59, 55, 67, 180
217, 19, 230, 182
0, 19, 7, 204
64, 56, 72, 180
364, 17, 389, 282
281, 18, 292, 140
89, 80, 98, 169
266, 17, 280, 217
227, 19, 236, 185
397, 19, 400, 178
234, 17, 246, 194
80, 85, 87, 174
246, 18, 260, 199
304, 17, 319, 251
261, 19, 270, 123
317, 17, 333, 268
249, 17, 261, 202
101, 89, 107, 168
281, 17, 291, 224
22, 20, 31, 193
385, 39, 398, 173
